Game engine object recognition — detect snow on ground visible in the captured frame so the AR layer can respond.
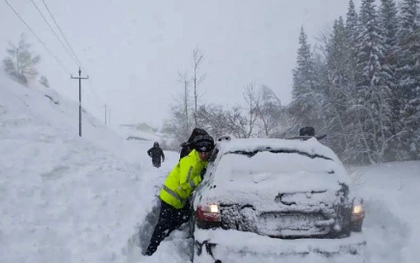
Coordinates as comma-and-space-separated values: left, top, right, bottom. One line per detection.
0, 76, 171, 263
350, 162, 420, 263
1, 76, 419, 263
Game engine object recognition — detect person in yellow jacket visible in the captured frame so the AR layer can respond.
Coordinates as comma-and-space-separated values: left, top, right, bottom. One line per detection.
144, 134, 215, 256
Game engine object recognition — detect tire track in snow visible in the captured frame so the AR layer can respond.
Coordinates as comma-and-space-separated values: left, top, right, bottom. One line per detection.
363, 199, 410, 263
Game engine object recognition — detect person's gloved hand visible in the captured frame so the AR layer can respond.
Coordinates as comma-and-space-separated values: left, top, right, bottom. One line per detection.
177, 183, 190, 199
200, 167, 207, 179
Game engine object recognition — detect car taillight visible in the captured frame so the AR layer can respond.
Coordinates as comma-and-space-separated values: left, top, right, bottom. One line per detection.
197, 204, 221, 222
350, 198, 365, 232
353, 205, 363, 214
352, 199, 365, 221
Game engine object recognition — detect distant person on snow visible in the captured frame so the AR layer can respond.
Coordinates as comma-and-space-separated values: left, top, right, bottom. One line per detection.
147, 142, 165, 168
179, 128, 209, 160
144, 134, 215, 256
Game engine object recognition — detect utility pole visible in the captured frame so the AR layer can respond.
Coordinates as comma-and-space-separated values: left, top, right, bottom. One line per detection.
71, 68, 89, 137
104, 104, 107, 125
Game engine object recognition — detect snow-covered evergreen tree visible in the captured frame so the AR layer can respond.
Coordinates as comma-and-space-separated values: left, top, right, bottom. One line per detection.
348, 0, 393, 164
396, 0, 420, 160
324, 17, 354, 161
289, 27, 325, 133
346, 0, 361, 86
378, 0, 402, 160
3, 34, 40, 86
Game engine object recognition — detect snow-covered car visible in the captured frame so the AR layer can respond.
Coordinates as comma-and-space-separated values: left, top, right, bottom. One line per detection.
190, 136, 366, 263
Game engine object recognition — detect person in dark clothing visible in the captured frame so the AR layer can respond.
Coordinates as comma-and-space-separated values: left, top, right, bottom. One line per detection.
179, 128, 209, 160
144, 134, 215, 256
144, 200, 192, 255
147, 142, 165, 168
287, 127, 327, 141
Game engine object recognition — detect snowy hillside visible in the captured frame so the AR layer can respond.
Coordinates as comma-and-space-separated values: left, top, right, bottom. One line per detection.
1, 75, 420, 263
0, 76, 175, 262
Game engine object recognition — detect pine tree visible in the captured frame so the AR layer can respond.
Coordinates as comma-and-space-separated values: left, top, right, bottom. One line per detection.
346, 0, 361, 86
324, 17, 354, 160
289, 27, 325, 133
378, 0, 401, 160
396, 0, 420, 160
3, 34, 40, 86
351, 0, 393, 163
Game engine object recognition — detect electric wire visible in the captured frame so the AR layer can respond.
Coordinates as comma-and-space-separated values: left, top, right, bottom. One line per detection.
39, 0, 105, 114
3, 0, 71, 74
84, 83, 108, 120
40, 0, 84, 70
5, 0, 107, 118
30, 0, 79, 68
84, 78, 108, 110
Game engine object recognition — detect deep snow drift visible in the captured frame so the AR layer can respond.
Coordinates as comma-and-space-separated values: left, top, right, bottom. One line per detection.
1, 76, 419, 263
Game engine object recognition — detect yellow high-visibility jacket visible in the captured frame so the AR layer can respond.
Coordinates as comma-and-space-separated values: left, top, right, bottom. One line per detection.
160, 149, 208, 209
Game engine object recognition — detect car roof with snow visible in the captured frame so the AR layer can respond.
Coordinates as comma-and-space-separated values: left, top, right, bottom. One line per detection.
200, 137, 352, 205
216, 136, 340, 161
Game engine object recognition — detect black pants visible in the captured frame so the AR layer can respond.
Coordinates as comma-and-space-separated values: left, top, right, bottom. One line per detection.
144, 200, 191, 256
152, 159, 161, 168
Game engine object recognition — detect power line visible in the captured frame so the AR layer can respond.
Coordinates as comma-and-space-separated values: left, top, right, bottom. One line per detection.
3, 0, 71, 74
40, 0, 84, 70
4, 0, 104, 127
85, 80, 106, 104
30, 0, 79, 67
33, 0, 105, 121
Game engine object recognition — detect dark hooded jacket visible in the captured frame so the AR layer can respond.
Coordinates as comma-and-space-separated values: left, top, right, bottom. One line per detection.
147, 143, 165, 168
179, 128, 209, 160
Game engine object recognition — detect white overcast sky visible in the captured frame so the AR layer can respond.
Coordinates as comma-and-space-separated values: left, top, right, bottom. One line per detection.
0, 0, 362, 127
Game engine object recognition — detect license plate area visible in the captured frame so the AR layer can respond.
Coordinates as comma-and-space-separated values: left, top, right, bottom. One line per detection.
258, 212, 329, 237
